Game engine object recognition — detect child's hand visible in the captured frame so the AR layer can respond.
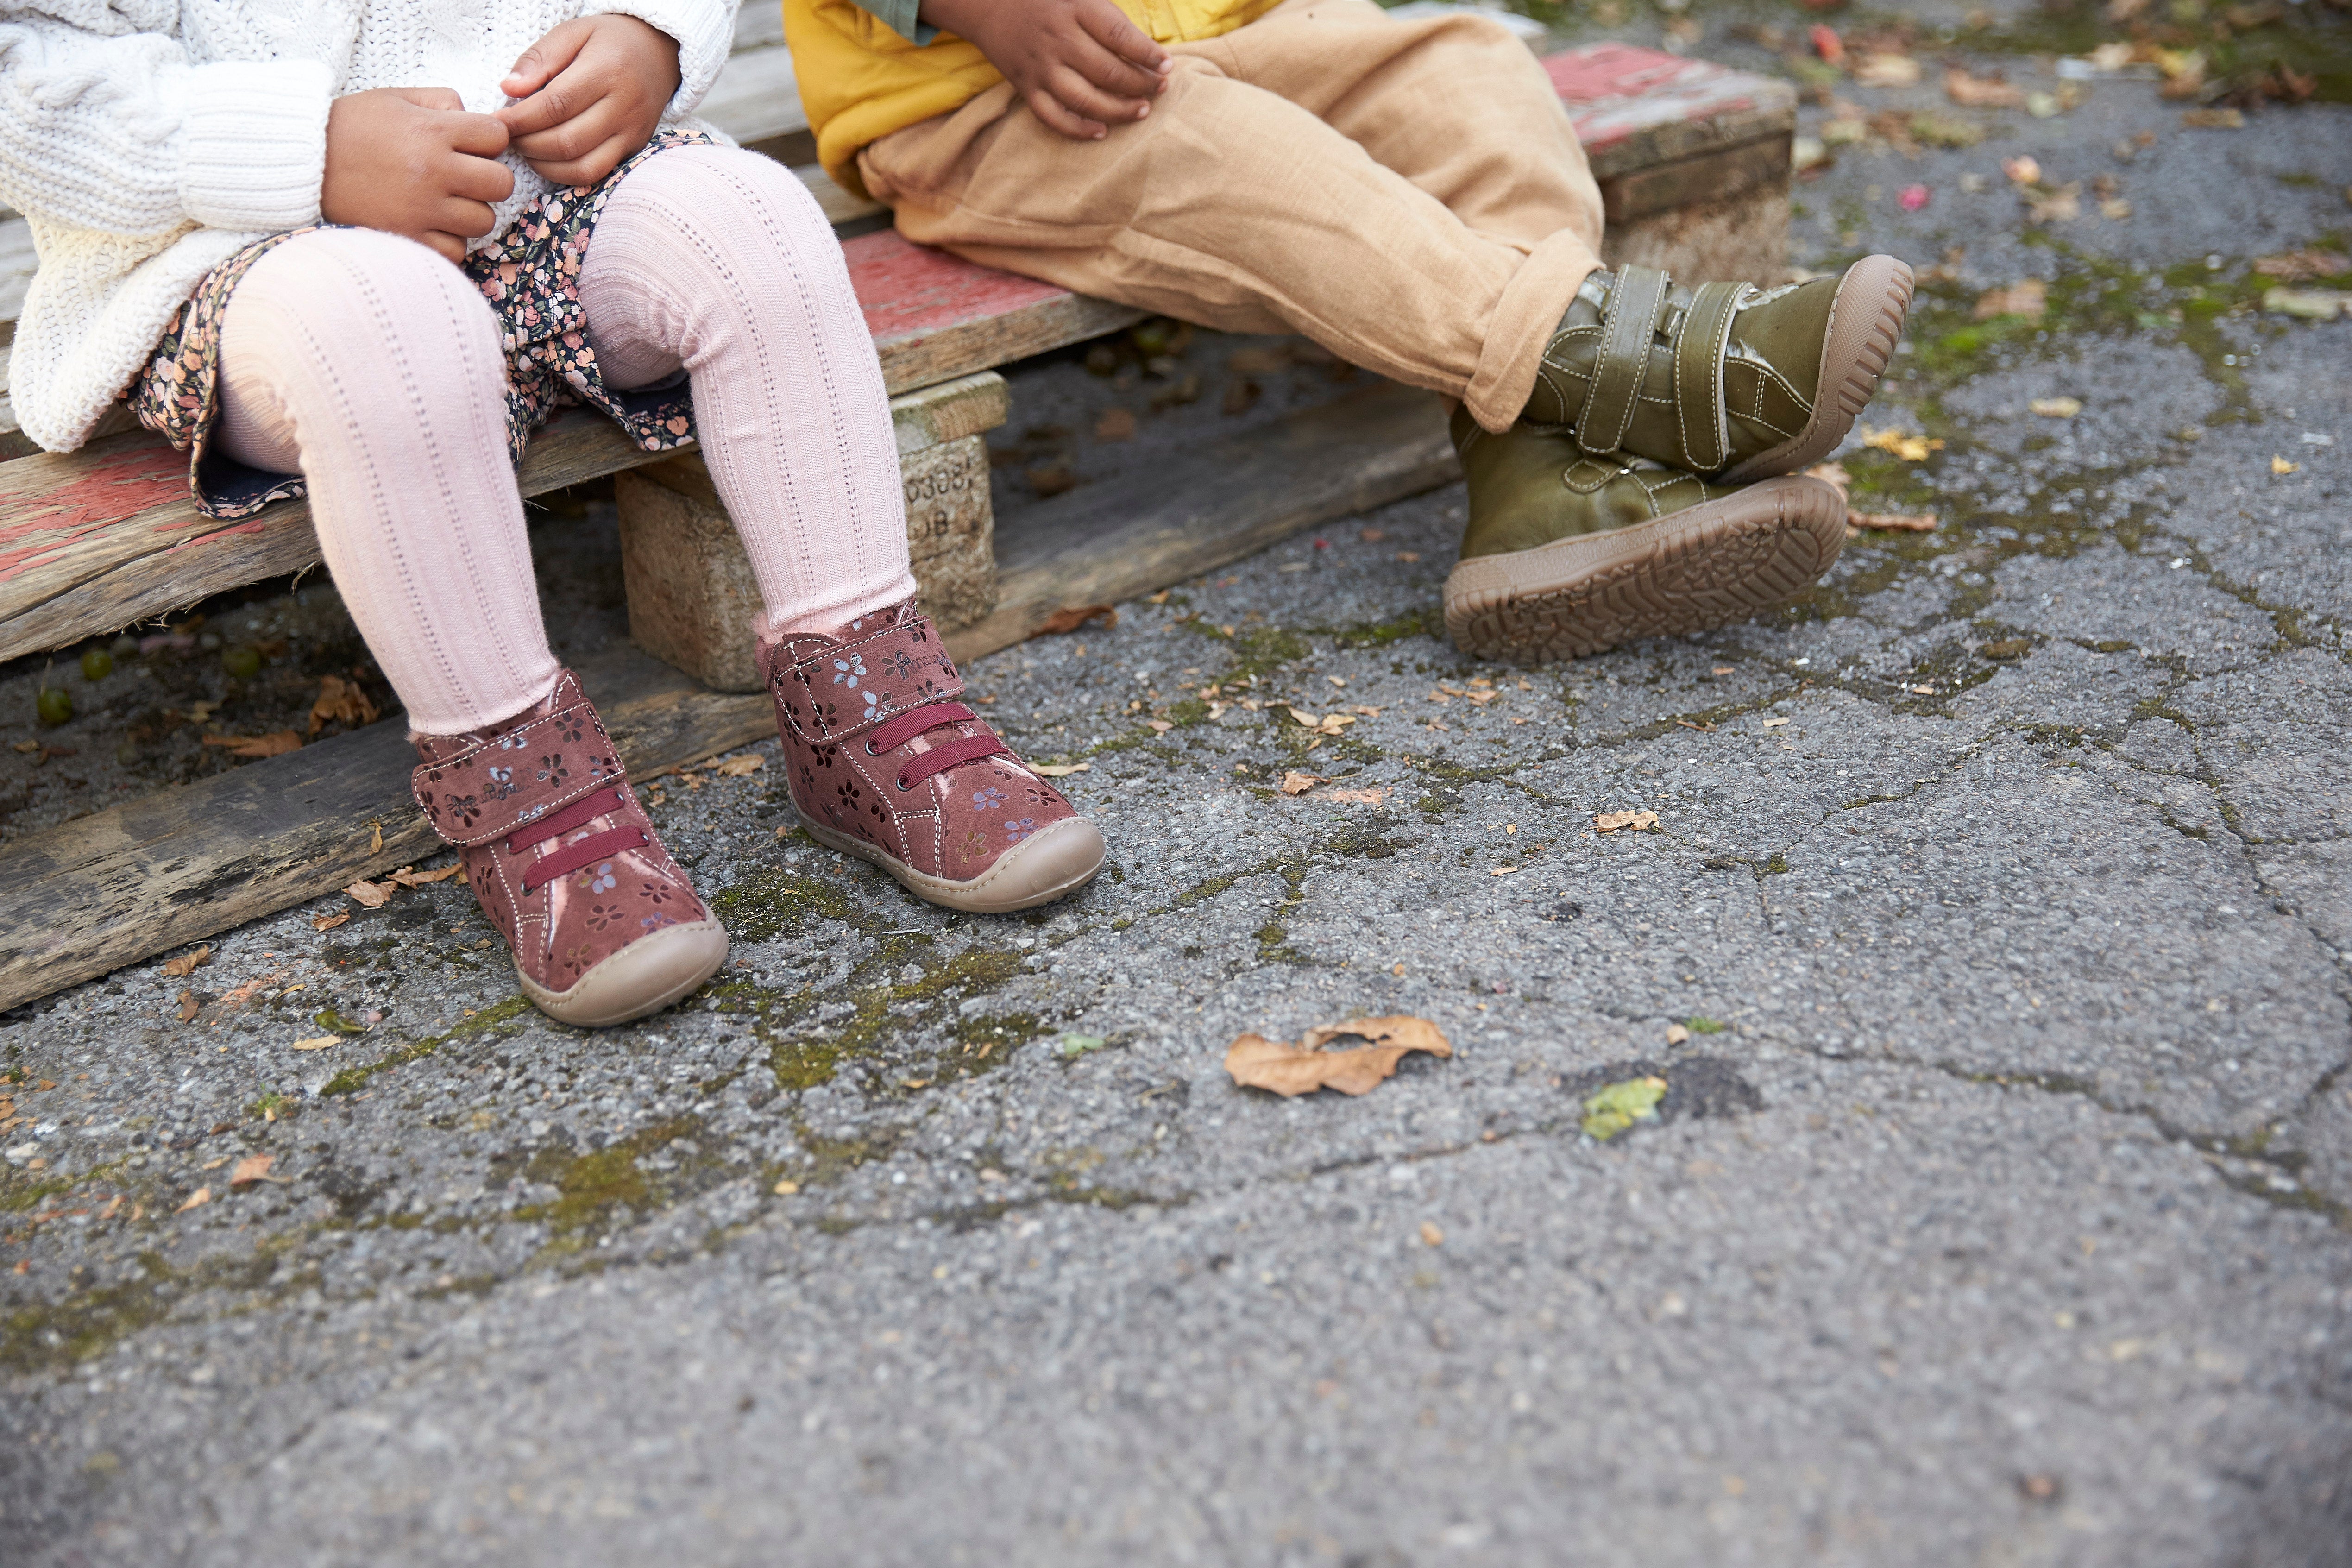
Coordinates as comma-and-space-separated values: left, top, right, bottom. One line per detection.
496, 14, 682, 187
322, 88, 515, 264
921, 0, 1171, 141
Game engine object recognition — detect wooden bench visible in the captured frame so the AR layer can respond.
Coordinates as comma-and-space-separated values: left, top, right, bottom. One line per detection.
0, 39, 1793, 1014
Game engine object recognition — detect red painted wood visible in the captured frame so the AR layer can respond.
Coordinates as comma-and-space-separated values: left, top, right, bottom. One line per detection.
846, 231, 1070, 346
1545, 43, 1763, 153
0, 438, 186, 583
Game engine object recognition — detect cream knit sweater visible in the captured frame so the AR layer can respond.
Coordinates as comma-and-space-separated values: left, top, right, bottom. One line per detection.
0, 0, 738, 453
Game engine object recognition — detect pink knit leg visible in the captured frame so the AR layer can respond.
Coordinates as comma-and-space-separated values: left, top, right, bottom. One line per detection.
576, 145, 917, 639
214, 227, 560, 736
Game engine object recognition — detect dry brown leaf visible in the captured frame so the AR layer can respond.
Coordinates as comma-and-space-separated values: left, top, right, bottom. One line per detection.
1094, 408, 1137, 442
1419, 1221, 1445, 1247
311, 910, 352, 932
1224, 1015, 1453, 1097
1974, 278, 2049, 321
289, 1036, 340, 1052
344, 879, 393, 908
309, 674, 380, 735
1031, 762, 1089, 778
175, 1187, 212, 1214
1145, 718, 1173, 733
1852, 511, 1941, 532
713, 754, 765, 777
1035, 605, 1117, 636
228, 1153, 275, 1186
204, 730, 302, 759
2253, 249, 2347, 283
2002, 155, 2042, 186
161, 944, 212, 979
1320, 787, 1389, 805
2025, 183, 2082, 223
1595, 810, 1660, 833
1280, 771, 1323, 795
2030, 396, 2083, 418
388, 863, 464, 888
1852, 52, 1920, 88
367, 819, 384, 855
1944, 68, 2025, 107
177, 989, 200, 1023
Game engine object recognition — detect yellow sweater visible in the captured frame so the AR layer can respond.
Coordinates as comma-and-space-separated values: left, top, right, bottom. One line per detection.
783, 0, 1281, 192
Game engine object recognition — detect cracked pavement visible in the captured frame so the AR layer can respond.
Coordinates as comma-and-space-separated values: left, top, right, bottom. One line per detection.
4, 2, 2351, 1563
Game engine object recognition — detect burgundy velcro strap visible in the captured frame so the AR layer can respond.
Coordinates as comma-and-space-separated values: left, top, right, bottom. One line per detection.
866, 702, 975, 756
410, 698, 624, 848
774, 616, 964, 743
520, 826, 650, 896
895, 732, 1008, 793
508, 787, 626, 855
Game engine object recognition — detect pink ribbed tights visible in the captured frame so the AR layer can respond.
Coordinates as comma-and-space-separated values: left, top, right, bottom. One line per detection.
213, 145, 916, 737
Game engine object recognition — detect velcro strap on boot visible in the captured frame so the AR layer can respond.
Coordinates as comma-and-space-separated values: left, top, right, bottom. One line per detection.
410, 696, 629, 848
1578, 264, 1670, 456
772, 614, 966, 746
1670, 281, 1749, 473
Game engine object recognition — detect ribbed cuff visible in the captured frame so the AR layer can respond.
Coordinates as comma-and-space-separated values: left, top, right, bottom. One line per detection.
178, 60, 333, 233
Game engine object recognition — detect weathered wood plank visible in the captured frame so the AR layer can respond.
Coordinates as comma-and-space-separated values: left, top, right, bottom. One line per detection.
847, 232, 1146, 397
944, 379, 1457, 663
0, 642, 774, 1016
1549, 43, 1797, 181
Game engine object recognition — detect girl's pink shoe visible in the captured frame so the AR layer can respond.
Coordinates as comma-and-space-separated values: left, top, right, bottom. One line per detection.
761, 604, 1104, 913
410, 671, 727, 1026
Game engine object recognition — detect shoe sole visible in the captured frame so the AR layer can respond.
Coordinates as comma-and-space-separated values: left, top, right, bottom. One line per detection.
516, 918, 730, 1029
797, 812, 1107, 914
1720, 255, 1916, 485
1443, 475, 1847, 662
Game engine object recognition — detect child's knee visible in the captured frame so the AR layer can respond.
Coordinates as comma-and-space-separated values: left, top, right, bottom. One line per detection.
620, 145, 833, 243
223, 228, 504, 406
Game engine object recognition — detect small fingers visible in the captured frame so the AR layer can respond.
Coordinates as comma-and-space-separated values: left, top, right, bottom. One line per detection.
502, 17, 592, 98
418, 231, 468, 264
495, 73, 585, 138
1062, 37, 1165, 102
1077, 0, 1172, 76
521, 132, 634, 189
433, 196, 499, 239
507, 96, 621, 166
445, 151, 516, 206
1042, 64, 1150, 128
444, 110, 512, 160
390, 85, 466, 113
1025, 85, 1108, 141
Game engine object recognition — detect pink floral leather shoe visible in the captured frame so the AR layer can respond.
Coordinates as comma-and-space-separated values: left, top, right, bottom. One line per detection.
410, 671, 728, 1026
760, 603, 1105, 913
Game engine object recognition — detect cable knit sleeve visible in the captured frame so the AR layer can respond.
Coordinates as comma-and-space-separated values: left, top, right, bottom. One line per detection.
586, 0, 734, 120
0, 13, 332, 239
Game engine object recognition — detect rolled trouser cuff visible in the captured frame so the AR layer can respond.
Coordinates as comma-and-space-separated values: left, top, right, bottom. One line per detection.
1463, 227, 1604, 435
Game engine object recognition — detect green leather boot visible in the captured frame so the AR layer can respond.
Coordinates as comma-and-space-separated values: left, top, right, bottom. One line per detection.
1443, 407, 1847, 663
1522, 254, 1914, 482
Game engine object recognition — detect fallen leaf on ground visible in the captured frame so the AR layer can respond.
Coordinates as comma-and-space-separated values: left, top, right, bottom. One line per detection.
161, 945, 212, 979
1583, 1076, 1668, 1140
773, 1179, 800, 1195
1280, 771, 1323, 795
1489, 866, 1518, 877
2273, 457, 2301, 475
1035, 605, 1117, 636
1058, 1033, 1109, 1058
175, 1187, 212, 1214
1762, 717, 1792, 729
1861, 426, 1947, 462
2254, 249, 2350, 283
2025, 183, 2081, 224
289, 1036, 340, 1051
204, 731, 301, 759
2264, 287, 2349, 321
1853, 52, 1920, 87
1146, 718, 1173, 733
2030, 396, 2083, 418
177, 990, 200, 1023
217, 969, 289, 1007
1595, 810, 1660, 833
1228, 346, 1289, 375
1225, 1015, 1453, 1097
228, 1154, 275, 1186
388, 863, 464, 888
311, 911, 352, 932
309, 674, 380, 735
2099, 198, 2134, 220
1852, 511, 1941, 531
1094, 408, 1137, 442
2157, 49, 2207, 98
344, 879, 393, 908
1031, 762, 1089, 778
1944, 68, 2025, 107
1898, 183, 1931, 212
1974, 278, 2048, 321
2180, 107, 2242, 129
2002, 155, 2042, 186
1419, 1221, 1445, 1247
1810, 22, 1845, 66
1320, 787, 1389, 805
712, 754, 765, 777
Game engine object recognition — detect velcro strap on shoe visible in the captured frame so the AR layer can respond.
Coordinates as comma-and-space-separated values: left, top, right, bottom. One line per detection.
772, 615, 966, 745
1578, 264, 1670, 456
1671, 281, 1748, 473
410, 697, 629, 848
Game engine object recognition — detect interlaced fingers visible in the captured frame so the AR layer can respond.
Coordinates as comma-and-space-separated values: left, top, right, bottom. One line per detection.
508, 786, 649, 895
862, 702, 1007, 794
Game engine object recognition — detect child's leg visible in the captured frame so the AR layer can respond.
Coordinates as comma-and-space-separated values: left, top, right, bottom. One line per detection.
215, 228, 560, 735
214, 228, 725, 1025
858, 30, 1603, 434
573, 145, 918, 639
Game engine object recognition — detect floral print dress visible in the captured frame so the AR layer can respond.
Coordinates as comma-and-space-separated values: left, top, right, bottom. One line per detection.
128, 128, 714, 519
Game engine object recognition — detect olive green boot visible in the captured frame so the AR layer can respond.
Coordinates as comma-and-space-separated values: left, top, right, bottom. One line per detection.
1443, 407, 1847, 663
1522, 254, 1914, 483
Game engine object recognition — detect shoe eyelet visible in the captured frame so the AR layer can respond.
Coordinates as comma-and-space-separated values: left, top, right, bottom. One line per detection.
894, 775, 912, 793
864, 739, 880, 756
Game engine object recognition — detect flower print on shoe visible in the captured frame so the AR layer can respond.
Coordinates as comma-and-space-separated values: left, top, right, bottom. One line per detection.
760, 602, 1105, 914
411, 670, 726, 1027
